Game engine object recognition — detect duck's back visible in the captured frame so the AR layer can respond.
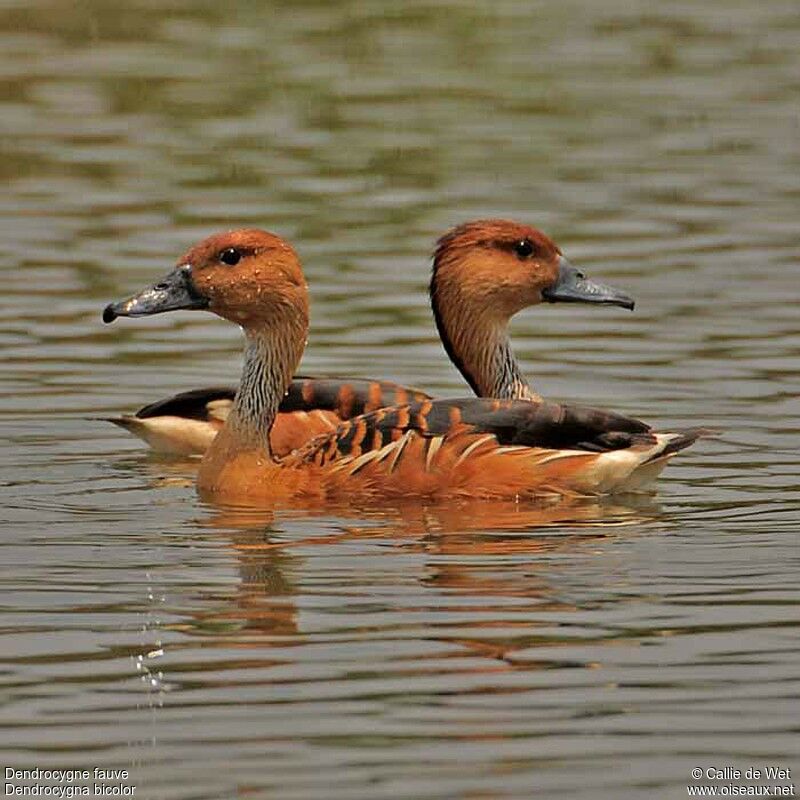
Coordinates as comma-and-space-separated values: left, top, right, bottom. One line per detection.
107, 376, 431, 457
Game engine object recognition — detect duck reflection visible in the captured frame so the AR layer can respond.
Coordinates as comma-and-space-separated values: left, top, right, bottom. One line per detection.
169, 492, 658, 654
130, 447, 660, 656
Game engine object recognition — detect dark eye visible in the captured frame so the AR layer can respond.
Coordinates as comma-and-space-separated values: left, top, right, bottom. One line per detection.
219, 248, 241, 266
513, 239, 535, 259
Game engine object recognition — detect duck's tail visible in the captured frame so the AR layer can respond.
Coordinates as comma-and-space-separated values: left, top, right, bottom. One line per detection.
619, 427, 718, 492
643, 427, 719, 463
95, 414, 218, 455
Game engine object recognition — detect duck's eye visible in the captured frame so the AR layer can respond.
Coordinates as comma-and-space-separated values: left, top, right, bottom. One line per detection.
513, 239, 535, 259
219, 248, 241, 266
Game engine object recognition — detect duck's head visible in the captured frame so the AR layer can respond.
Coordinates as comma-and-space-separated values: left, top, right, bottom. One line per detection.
430, 219, 634, 320
103, 229, 309, 330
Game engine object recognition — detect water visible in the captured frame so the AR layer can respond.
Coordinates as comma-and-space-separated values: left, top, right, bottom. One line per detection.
1, 1, 799, 797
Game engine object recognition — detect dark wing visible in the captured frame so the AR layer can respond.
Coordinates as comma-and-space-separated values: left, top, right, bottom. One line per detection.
135, 387, 236, 421
422, 398, 651, 448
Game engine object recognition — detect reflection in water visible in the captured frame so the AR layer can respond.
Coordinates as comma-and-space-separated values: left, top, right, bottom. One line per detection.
181, 495, 653, 644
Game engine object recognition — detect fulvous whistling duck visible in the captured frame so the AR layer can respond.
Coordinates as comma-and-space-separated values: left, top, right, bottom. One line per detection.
103, 226, 706, 503
103, 231, 430, 456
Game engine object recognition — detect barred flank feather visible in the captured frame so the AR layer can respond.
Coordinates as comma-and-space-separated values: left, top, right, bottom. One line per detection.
287, 398, 710, 497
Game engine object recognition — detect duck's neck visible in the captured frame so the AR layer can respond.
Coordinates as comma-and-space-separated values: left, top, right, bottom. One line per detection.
223, 322, 306, 461
431, 295, 541, 402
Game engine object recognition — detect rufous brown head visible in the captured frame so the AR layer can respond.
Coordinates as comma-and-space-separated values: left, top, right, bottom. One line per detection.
103, 229, 309, 330
431, 219, 634, 318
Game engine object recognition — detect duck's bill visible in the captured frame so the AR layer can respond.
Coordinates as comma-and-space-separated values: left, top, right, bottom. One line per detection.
102, 266, 208, 323
542, 257, 635, 310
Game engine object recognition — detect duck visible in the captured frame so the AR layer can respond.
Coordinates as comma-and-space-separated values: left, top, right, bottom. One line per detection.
103, 225, 706, 503
102, 231, 430, 457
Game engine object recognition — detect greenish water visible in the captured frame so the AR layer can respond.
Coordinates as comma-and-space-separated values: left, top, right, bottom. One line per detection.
1, 1, 798, 798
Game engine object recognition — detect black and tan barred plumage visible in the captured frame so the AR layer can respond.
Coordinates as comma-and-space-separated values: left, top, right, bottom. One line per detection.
291, 397, 705, 477
298, 397, 643, 463
133, 376, 430, 423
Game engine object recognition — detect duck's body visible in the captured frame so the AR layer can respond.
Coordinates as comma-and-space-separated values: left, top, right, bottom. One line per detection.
195, 396, 703, 503
105, 377, 430, 457
103, 224, 705, 505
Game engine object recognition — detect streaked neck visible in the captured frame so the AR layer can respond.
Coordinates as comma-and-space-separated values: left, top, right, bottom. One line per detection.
432, 293, 540, 401
453, 318, 539, 401
225, 324, 305, 459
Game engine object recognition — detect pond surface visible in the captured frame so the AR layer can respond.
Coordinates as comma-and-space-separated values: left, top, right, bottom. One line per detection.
1, 1, 799, 798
